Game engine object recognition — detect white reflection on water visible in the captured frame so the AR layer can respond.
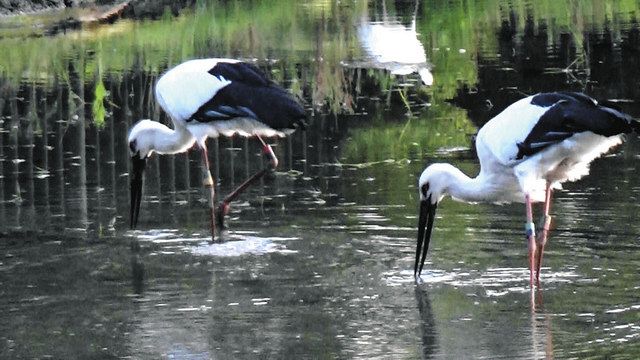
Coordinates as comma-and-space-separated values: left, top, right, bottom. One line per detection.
129, 229, 299, 257
192, 234, 299, 257
357, 16, 433, 85
384, 267, 582, 295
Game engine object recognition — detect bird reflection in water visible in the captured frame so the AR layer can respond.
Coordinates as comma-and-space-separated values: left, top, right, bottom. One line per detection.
130, 239, 145, 295
530, 289, 555, 359
357, 0, 433, 86
414, 287, 438, 359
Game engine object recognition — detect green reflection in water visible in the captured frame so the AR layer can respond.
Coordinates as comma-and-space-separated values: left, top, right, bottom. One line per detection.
343, 102, 476, 162
2, 0, 639, 114
0, 0, 375, 118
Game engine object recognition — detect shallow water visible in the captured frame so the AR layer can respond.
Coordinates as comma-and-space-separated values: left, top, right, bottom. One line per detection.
2, 1, 640, 358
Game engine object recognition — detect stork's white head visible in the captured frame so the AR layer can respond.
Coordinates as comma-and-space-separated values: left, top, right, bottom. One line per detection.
414, 162, 461, 279
127, 119, 158, 230
418, 163, 458, 204
128, 119, 165, 159
127, 119, 196, 229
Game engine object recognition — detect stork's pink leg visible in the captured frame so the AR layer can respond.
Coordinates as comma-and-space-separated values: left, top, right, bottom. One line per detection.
535, 183, 553, 283
201, 145, 216, 242
216, 135, 278, 229
525, 193, 537, 288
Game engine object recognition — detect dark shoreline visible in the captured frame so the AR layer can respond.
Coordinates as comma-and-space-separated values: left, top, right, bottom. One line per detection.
0, 0, 195, 18
0, 1, 98, 17
0, 0, 198, 37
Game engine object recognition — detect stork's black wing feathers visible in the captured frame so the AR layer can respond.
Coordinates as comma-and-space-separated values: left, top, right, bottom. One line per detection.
208, 62, 270, 87
516, 92, 638, 159
190, 62, 306, 130
199, 105, 258, 121
530, 91, 597, 107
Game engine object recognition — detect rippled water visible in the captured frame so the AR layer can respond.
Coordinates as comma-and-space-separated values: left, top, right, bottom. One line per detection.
2, 0, 640, 358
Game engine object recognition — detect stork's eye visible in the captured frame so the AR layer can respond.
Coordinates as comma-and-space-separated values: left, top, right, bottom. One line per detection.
129, 139, 137, 153
421, 183, 429, 198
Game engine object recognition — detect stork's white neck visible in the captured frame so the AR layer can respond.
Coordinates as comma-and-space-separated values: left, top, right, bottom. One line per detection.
445, 167, 493, 203
157, 125, 195, 155
129, 120, 196, 157
422, 163, 512, 204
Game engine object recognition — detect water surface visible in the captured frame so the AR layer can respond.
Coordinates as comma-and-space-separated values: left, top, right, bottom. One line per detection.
1, 1, 640, 358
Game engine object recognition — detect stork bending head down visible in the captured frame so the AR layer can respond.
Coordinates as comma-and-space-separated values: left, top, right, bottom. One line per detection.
128, 58, 306, 241
415, 92, 639, 287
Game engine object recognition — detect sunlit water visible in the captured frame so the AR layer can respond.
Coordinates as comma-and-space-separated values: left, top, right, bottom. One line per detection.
2, 1, 640, 358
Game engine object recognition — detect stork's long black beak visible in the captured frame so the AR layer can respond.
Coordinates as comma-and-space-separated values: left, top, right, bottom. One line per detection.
415, 198, 438, 278
130, 154, 147, 229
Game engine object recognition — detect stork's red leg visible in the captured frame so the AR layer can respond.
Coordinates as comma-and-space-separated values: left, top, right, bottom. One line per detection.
535, 183, 553, 283
200, 145, 216, 242
525, 193, 537, 288
216, 135, 278, 229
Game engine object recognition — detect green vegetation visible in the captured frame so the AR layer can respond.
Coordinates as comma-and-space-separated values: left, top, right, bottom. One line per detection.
1, 0, 638, 109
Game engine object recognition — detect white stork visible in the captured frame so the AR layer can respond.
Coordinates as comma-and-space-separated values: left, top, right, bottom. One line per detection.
127, 58, 306, 241
415, 92, 639, 287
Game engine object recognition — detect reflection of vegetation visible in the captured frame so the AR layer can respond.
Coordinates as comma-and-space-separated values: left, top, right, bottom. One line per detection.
418, 1, 479, 102
340, 101, 477, 230
419, 0, 640, 99
343, 102, 475, 163
92, 78, 107, 128
2, 0, 639, 113
0, 0, 369, 113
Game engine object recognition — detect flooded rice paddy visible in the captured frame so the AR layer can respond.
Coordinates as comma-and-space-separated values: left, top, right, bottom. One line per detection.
1, 0, 640, 358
